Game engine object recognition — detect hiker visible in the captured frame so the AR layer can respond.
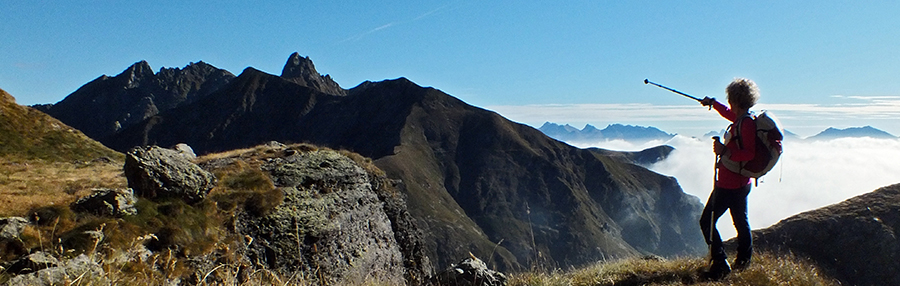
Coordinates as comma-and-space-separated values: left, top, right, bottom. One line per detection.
698, 78, 759, 279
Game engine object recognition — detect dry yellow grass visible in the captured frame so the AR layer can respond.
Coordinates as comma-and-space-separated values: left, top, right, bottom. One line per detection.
509, 252, 838, 286
0, 159, 127, 217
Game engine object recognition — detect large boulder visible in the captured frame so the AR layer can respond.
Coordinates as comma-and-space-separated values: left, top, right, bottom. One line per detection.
124, 146, 216, 203
236, 150, 415, 285
70, 188, 138, 217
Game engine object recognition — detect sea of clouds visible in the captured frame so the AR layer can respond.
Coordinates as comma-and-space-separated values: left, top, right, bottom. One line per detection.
569, 136, 900, 239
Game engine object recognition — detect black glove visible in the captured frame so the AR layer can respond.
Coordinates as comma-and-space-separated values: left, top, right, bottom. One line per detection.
700, 97, 715, 107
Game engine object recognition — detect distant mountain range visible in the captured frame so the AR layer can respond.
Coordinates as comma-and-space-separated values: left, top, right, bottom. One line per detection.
33, 53, 706, 271
542, 122, 897, 143
806, 126, 897, 141
539, 122, 674, 144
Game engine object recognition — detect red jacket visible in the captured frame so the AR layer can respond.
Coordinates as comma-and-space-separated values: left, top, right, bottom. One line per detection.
713, 101, 756, 189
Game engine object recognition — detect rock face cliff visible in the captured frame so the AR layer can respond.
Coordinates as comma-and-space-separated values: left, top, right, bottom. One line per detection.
734, 184, 900, 286
97, 55, 706, 271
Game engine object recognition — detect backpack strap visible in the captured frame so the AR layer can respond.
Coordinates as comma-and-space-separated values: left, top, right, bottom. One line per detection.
731, 114, 753, 150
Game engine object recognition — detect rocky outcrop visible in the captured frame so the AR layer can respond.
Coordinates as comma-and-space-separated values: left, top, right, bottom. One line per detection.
234, 149, 430, 285
281, 52, 347, 96
428, 256, 507, 286
124, 146, 216, 203
733, 184, 900, 286
70, 188, 138, 217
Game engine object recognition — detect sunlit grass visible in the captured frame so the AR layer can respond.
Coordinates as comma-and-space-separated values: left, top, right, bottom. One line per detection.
0, 159, 127, 217
509, 252, 838, 286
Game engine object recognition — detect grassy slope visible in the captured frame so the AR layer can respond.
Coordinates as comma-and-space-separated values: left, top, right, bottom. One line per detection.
0, 88, 126, 216
510, 252, 838, 286
0, 88, 122, 162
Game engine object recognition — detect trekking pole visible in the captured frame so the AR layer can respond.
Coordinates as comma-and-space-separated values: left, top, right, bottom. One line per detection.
708, 136, 721, 258
644, 79, 702, 102
644, 79, 712, 110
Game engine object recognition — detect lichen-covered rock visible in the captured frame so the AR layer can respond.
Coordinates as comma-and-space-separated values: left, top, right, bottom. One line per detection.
124, 146, 216, 203
428, 256, 507, 286
6, 251, 60, 275
237, 150, 406, 285
5, 254, 104, 286
70, 188, 137, 217
0, 217, 29, 240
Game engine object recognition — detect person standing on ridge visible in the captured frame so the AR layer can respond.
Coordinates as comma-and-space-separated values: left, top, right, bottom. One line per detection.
698, 78, 759, 279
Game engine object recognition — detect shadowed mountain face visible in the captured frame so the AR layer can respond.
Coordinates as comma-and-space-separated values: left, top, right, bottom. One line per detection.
37, 61, 235, 141
736, 184, 900, 286
70, 54, 707, 271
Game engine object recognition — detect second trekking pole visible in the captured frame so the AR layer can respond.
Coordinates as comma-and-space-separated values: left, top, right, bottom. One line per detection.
709, 136, 721, 258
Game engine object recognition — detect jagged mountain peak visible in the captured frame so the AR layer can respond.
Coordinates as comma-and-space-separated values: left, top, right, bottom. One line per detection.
115, 60, 155, 88
282, 52, 316, 77
280, 52, 347, 96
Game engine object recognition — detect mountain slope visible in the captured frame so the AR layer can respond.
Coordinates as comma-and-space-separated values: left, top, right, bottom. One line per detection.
83, 55, 706, 271
0, 88, 120, 161
734, 183, 900, 286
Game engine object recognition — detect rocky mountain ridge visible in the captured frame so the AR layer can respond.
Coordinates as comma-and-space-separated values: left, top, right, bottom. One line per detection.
35, 60, 236, 141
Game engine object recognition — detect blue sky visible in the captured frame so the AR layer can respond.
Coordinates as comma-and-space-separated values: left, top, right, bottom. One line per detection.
3, 1, 900, 137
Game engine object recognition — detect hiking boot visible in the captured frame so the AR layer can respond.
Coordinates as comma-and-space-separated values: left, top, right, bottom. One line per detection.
703, 259, 731, 281
733, 257, 751, 271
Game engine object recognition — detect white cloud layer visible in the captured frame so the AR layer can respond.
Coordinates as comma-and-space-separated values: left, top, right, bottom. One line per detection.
488, 99, 900, 137
574, 136, 900, 240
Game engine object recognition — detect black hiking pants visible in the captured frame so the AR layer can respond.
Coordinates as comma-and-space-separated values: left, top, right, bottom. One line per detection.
699, 184, 752, 263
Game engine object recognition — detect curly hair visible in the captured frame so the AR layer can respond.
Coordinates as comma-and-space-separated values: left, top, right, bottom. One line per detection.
725, 78, 759, 110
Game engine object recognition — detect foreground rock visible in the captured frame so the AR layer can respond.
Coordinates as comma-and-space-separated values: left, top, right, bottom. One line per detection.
0, 217, 29, 240
5, 254, 104, 286
124, 146, 216, 203
6, 252, 59, 274
70, 188, 138, 217
234, 149, 431, 285
428, 256, 507, 286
